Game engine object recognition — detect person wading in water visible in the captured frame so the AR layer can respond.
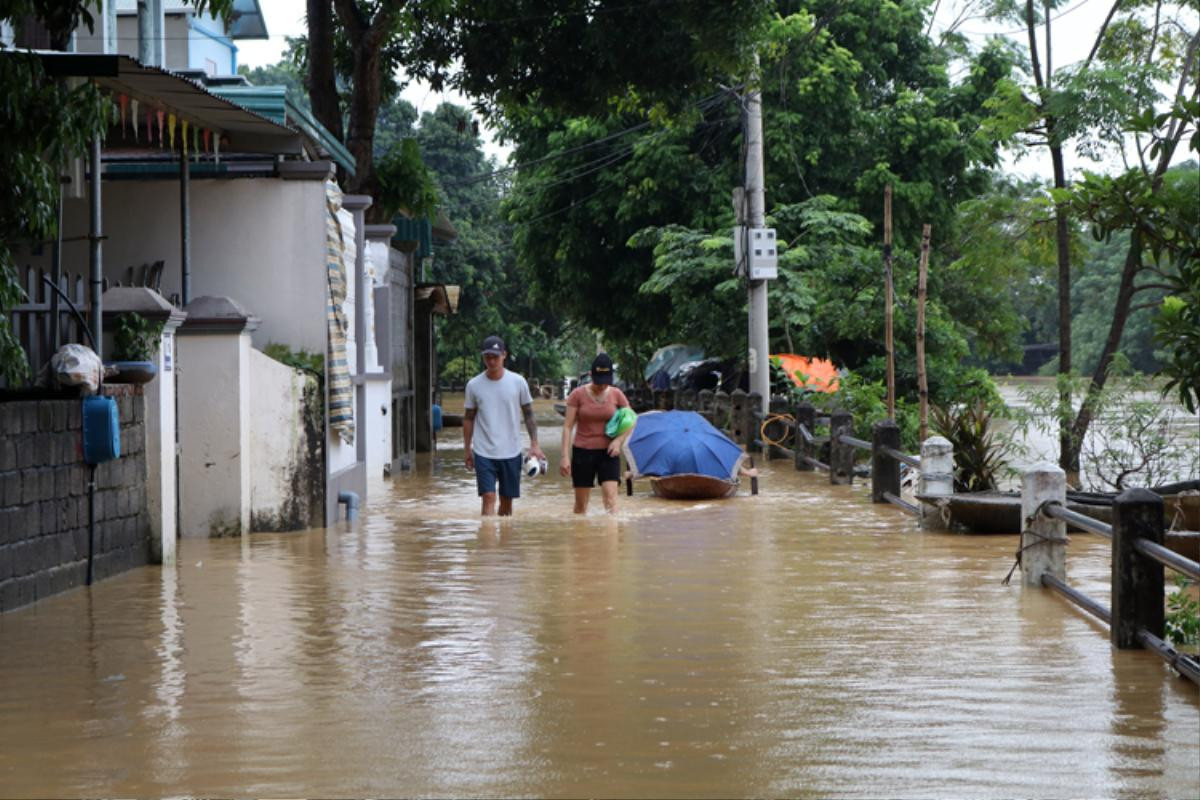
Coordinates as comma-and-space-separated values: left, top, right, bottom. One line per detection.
560, 353, 632, 514
463, 335, 546, 516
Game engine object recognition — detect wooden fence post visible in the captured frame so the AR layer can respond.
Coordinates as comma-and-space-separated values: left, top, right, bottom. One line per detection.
1019, 464, 1066, 587
794, 402, 815, 471
918, 435, 953, 531
871, 419, 900, 503
746, 391, 764, 450
829, 410, 853, 485
1111, 488, 1165, 649
697, 389, 714, 424
726, 389, 742, 439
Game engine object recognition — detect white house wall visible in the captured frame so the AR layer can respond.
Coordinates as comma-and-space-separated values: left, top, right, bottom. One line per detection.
187, 16, 234, 75
364, 379, 392, 479
176, 332, 250, 537
46, 177, 328, 357
248, 348, 324, 531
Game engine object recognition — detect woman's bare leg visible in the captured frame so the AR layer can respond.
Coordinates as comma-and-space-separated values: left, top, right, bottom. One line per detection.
600, 481, 619, 513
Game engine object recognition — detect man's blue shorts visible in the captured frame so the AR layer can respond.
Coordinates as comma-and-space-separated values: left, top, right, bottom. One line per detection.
475, 453, 522, 498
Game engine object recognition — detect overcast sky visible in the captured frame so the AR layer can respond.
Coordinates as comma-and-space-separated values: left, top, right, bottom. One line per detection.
234, 0, 1154, 178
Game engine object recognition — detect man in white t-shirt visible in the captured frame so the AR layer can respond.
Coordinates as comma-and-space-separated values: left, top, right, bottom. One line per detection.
463, 335, 546, 516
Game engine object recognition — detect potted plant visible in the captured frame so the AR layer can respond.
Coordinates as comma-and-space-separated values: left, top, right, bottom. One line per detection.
106, 312, 162, 384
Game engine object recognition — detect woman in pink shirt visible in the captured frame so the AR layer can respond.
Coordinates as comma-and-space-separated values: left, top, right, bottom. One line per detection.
560, 353, 632, 514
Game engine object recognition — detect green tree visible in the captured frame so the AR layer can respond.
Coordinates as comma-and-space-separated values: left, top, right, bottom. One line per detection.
1072, 160, 1200, 412
238, 54, 310, 112
0, 53, 108, 384
979, 0, 1198, 476
503, 2, 1014, 373
416, 103, 584, 383
299, 0, 770, 219
947, 175, 1064, 370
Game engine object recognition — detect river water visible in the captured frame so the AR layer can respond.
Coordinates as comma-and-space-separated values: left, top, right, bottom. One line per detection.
1, 398, 1197, 798
995, 378, 1199, 489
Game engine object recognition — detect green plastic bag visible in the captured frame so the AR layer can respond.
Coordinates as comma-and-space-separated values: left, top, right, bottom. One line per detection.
605, 406, 637, 438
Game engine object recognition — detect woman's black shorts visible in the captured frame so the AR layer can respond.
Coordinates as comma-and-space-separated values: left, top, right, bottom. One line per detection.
571, 446, 620, 487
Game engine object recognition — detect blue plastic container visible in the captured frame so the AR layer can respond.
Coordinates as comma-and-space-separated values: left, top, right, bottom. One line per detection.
82, 396, 120, 465
432, 403, 443, 433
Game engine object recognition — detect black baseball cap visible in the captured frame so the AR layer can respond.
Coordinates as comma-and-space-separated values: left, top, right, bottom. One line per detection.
591, 352, 614, 384
481, 335, 506, 355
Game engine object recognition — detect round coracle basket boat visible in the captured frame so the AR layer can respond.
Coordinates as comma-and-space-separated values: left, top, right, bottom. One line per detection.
649, 473, 738, 500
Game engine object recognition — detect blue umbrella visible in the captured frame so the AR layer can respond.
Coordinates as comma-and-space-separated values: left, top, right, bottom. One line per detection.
624, 410, 746, 480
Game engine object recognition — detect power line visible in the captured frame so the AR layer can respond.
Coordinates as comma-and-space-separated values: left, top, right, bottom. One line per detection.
446, 91, 734, 187
504, 184, 611, 228
515, 113, 740, 195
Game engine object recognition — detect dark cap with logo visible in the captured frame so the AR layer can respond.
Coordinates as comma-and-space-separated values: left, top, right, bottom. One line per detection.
481, 335, 506, 355
590, 352, 615, 385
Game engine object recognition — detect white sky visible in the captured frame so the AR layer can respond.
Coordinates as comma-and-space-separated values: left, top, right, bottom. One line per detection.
236, 0, 1169, 178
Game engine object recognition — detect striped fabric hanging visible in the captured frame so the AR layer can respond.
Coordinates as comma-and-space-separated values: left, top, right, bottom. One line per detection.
325, 180, 355, 444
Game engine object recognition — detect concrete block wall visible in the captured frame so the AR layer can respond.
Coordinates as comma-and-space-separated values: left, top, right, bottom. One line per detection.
0, 387, 149, 613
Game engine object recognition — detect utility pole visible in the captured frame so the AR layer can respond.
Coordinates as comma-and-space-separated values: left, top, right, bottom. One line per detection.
745, 70, 769, 413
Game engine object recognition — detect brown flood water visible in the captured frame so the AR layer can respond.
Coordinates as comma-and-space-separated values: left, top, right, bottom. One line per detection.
1, 397, 1197, 798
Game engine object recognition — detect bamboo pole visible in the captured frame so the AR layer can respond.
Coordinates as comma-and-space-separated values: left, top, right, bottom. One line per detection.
917, 223, 931, 442
883, 185, 895, 419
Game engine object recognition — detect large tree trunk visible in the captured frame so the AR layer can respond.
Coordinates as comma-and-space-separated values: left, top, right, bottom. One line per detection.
1064, 29, 1197, 481
344, 26, 385, 205
306, 0, 344, 142
1027, 0, 1077, 479
333, 0, 399, 221
1068, 231, 1142, 456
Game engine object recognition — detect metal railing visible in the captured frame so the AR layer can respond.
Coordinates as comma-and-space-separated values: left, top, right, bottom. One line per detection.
1023, 481, 1200, 686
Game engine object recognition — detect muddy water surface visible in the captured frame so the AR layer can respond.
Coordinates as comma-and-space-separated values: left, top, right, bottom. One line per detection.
1, 399, 1197, 797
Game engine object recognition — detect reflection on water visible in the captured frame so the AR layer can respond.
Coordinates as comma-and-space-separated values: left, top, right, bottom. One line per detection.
0, 399, 1196, 798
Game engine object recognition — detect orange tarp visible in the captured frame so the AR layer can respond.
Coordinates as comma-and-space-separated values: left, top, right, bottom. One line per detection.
772, 354, 839, 393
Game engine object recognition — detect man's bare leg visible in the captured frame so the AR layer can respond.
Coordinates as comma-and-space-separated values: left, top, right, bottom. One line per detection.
499, 496, 514, 516
481, 491, 497, 516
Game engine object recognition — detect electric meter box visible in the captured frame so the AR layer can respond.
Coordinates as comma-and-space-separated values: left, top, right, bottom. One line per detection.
733, 226, 778, 279
82, 395, 120, 465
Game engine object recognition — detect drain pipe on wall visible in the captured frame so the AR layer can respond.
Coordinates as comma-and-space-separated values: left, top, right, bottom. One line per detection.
338, 490, 359, 522
86, 464, 97, 585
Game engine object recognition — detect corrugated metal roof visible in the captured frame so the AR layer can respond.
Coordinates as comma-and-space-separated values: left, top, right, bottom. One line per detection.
97, 55, 301, 154
209, 85, 355, 175
228, 0, 268, 39
25, 51, 303, 155
393, 217, 433, 259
